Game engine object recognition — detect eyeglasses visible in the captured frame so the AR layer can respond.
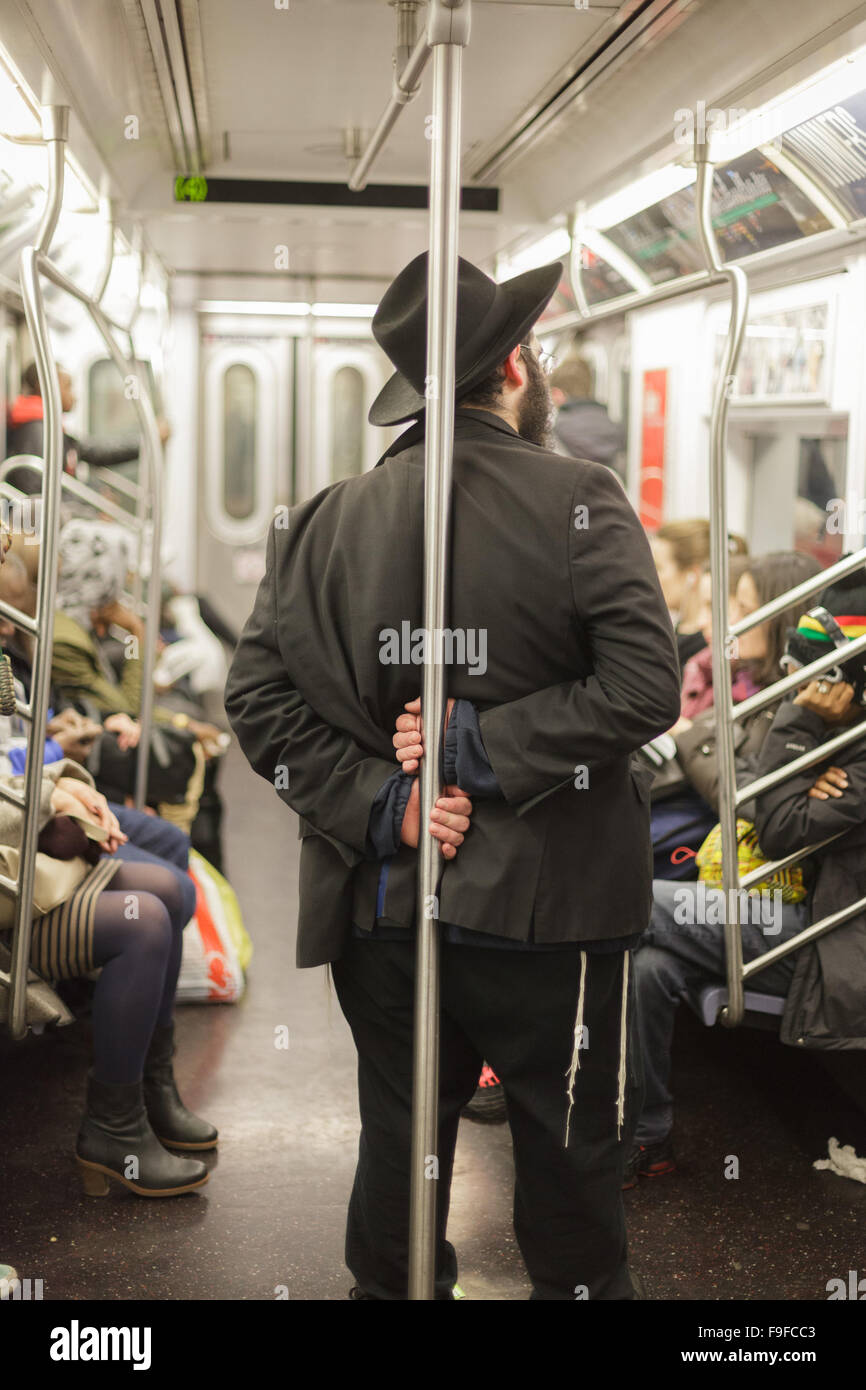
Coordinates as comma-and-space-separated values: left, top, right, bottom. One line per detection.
519, 342, 555, 377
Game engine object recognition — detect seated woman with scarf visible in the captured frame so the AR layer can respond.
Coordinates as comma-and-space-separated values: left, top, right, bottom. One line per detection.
649, 551, 822, 879
49, 520, 226, 838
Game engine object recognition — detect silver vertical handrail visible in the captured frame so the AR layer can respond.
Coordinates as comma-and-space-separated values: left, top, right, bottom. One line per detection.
3, 107, 164, 1038
37, 258, 163, 811
3, 106, 69, 1040
693, 126, 866, 1025
91, 195, 115, 305
33, 107, 68, 256
694, 131, 750, 1027
6, 244, 66, 1041
409, 0, 470, 1303
566, 210, 591, 319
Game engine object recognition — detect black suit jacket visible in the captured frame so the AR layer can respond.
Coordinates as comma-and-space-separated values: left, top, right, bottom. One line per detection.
225, 410, 681, 966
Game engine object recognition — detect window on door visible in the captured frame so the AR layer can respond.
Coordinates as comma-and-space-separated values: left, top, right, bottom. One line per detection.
223, 363, 258, 521
331, 365, 364, 482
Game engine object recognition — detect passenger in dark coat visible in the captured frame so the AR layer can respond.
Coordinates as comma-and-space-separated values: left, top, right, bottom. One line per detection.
550, 355, 626, 479
753, 573, 866, 1050
4, 363, 169, 493
225, 254, 681, 1301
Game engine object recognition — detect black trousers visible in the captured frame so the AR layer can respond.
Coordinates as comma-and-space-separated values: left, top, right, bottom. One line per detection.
331, 937, 643, 1300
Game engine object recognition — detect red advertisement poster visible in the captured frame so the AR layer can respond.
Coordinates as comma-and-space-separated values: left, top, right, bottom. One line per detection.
639, 368, 667, 529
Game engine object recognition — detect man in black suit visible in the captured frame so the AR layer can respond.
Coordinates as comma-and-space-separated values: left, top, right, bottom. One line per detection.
225, 254, 681, 1300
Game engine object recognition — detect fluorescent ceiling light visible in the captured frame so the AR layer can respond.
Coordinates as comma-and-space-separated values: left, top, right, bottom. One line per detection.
198, 300, 312, 315
311, 302, 376, 318
495, 227, 570, 282
586, 164, 696, 231
711, 44, 866, 164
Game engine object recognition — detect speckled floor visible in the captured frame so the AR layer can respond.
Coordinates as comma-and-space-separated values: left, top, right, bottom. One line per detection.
1, 745, 864, 1301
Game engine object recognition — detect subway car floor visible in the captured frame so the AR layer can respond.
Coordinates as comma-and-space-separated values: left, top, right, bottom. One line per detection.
1, 744, 865, 1302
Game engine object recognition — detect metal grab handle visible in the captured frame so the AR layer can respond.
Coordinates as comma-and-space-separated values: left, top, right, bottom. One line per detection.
693, 131, 751, 1029
4, 245, 66, 1041
0, 455, 150, 533
737, 718, 866, 807
732, 627, 866, 724
36, 255, 163, 812
2, 107, 164, 1039
730, 547, 866, 639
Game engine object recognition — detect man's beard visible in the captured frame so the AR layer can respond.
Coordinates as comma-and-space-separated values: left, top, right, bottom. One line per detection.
516, 350, 555, 448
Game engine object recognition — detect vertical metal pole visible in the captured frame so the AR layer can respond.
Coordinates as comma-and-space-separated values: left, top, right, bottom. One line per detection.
91, 196, 116, 305
694, 131, 750, 1027
567, 209, 591, 320
409, 7, 467, 1301
33, 108, 68, 256
86, 302, 163, 811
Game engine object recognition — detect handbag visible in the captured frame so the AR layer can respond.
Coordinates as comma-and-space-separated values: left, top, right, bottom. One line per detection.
695, 818, 808, 904
0, 845, 91, 929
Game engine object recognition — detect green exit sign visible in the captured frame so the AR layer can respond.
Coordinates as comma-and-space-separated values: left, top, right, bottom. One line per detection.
174, 176, 208, 202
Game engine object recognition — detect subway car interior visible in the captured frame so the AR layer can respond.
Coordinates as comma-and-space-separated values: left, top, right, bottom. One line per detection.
1, 0, 866, 1319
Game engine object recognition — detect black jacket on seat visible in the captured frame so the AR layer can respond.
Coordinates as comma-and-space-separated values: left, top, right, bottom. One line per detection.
225, 409, 681, 967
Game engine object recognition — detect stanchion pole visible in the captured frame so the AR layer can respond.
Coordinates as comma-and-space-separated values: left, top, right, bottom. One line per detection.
408, 0, 470, 1301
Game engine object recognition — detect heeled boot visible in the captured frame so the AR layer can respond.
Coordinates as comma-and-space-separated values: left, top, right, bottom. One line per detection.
76, 1072, 209, 1197
143, 1022, 219, 1150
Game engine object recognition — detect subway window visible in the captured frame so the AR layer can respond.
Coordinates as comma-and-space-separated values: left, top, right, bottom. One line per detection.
331, 364, 364, 482
88, 356, 138, 438
223, 362, 258, 521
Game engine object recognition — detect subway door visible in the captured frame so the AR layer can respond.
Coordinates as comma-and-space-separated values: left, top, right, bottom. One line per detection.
199, 337, 292, 633
308, 342, 392, 496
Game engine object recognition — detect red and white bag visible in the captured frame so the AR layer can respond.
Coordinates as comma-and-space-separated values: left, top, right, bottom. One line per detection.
176, 852, 251, 1003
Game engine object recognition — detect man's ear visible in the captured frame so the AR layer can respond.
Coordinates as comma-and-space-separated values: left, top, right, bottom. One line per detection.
551, 386, 566, 408
502, 344, 525, 387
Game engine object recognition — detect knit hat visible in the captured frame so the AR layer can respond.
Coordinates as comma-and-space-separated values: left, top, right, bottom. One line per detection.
782, 567, 866, 704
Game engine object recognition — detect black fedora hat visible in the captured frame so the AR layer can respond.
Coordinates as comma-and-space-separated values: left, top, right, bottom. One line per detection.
368, 252, 563, 427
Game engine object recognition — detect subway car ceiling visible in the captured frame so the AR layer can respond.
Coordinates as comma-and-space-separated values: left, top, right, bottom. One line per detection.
3, 0, 866, 302
5, 0, 866, 588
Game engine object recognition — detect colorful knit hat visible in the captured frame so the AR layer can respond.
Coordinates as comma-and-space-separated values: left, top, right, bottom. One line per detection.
782, 567, 866, 704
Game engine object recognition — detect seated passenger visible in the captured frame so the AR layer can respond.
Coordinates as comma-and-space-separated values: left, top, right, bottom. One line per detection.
49, 519, 227, 845
649, 520, 747, 670
0, 545, 197, 917
650, 552, 821, 880
549, 355, 626, 479
4, 363, 170, 496
627, 571, 866, 1188
0, 759, 217, 1196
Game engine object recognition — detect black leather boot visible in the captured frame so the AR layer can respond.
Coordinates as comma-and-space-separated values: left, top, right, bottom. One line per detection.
143, 1023, 219, 1150
76, 1073, 209, 1197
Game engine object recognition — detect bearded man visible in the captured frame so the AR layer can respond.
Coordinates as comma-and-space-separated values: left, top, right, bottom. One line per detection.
225, 254, 681, 1300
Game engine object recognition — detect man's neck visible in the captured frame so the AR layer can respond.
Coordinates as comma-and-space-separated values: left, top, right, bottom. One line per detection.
459, 403, 520, 433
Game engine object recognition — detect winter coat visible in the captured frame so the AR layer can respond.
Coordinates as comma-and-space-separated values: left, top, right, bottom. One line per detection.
753, 701, 866, 1050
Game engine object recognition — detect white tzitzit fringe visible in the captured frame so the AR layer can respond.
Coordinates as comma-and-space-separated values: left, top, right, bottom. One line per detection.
563, 951, 587, 1148
616, 952, 631, 1141
814, 1136, 866, 1185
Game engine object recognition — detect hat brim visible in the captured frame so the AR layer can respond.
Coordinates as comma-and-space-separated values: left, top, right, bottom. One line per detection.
368, 259, 563, 427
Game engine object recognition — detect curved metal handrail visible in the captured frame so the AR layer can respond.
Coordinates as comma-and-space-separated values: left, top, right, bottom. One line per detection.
1, 107, 164, 1041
